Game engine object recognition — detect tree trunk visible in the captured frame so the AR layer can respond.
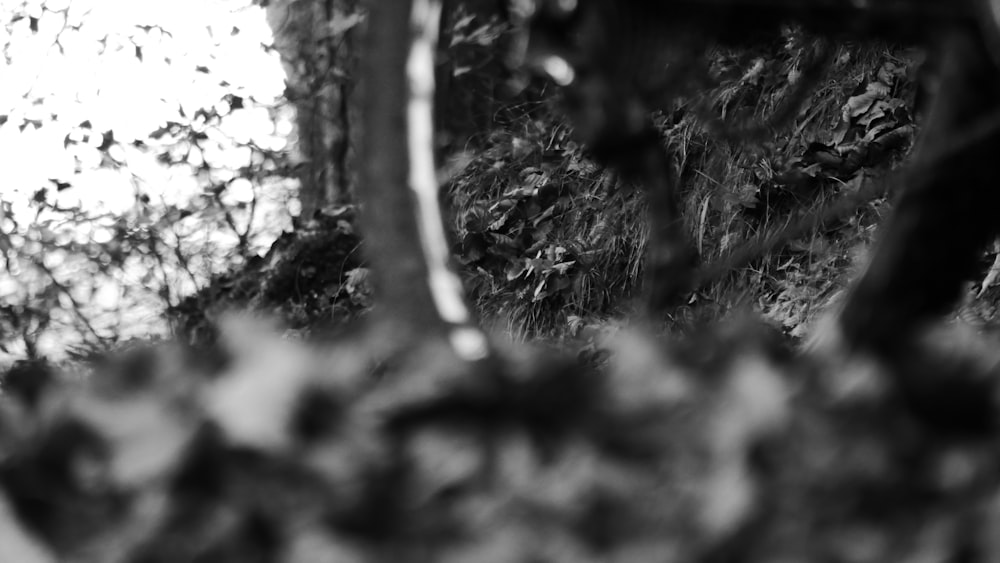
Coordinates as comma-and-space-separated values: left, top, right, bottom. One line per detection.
265, 0, 359, 222
357, 0, 490, 360
357, 0, 444, 339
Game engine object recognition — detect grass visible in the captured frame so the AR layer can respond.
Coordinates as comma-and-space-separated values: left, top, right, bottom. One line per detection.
445, 36, 917, 344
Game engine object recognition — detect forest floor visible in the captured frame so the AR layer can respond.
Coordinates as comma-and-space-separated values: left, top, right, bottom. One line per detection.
171, 38, 1000, 357
443, 37, 1000, 353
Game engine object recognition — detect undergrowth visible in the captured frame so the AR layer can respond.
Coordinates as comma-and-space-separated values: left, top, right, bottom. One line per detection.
446, 34, 922, 343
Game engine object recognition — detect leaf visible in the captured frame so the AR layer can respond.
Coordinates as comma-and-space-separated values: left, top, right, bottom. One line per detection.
205, 316, 315, 451
329, 12, 363, 38
0, 495, 53, 563
552, 261, 575, 275
978, 251, 1000, 297
49, 179, 71, 191
488, 232, 517, 249
842, 83, 887, 121
409, 429, 481, 497
843, 172, 865, 192
862, 121, 897, 143
531, 204, 556, 226
830, 119, 853, 146
532, 278, 549, 301
857, 99, 891, 127
452, 13, 477, 32
506, 260, 527, 280
73, 392, 194, 486
344, 267, 369, 295
97, 130, 115, 152
487, 212, 509, 232
149, 125, 170, 140
877, 60, 907, 84
525, 257, 553, 276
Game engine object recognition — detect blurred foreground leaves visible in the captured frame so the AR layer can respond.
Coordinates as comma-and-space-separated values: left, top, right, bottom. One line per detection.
1, 316, 999, 562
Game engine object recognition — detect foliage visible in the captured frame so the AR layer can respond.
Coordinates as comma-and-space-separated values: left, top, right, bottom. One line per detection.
169, 209, 368, 347
4, 2, 1000, 562
446, 29, 922, 341
0, 0, 295, 360
3, 317, 1000, 561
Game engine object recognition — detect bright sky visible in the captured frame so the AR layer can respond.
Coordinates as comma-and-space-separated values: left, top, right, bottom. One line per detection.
0, 0, 288, 214
0, 0, 294, 359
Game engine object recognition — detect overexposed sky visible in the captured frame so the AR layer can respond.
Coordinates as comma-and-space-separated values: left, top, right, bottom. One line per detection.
0, 0, 294, 359
0, 0, 288, 214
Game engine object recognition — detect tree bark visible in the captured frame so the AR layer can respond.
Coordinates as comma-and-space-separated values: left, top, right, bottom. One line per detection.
265, 0, 359, 222
357, 0, 447, 338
